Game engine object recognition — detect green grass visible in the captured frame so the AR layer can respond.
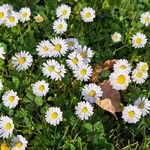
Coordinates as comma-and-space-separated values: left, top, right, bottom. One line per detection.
0, 0, 150, 149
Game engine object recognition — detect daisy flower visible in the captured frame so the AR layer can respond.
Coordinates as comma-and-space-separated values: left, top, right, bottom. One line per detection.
2, 90, 19, 109
113, 59, 132, 74
0, 79, 3, 91
82, 83, 103, 103
12, 51, 33, 71
56, 4, 71, 20
19, 7, 31, 22
50, 37, 68, 57
55, 64, 66, 81
73, 63, 92, 81
75, 45, 94, 63
122, 105, 141, 123
66, 38, 79, 50
53, 19, 67, 34
5, 11, 19, 28
0, 116, 14, 138
140, 11, 150, 26
80, 7, 95, 22
132, 68, 148, 84
66, 51, 83, 70
134, 97, 150, 116
109, 71, 131, 90
0, 143, 10, 150
42, 59, 60, 79
11, 135, 28, 150
136, 62, 149, 72
2, 4, 13, 13
75, 101, 93, 120
34, 14, 44, 23
45, 107, 63, 126
111, 32, 122, 43
0, 6, 8, 25
32, 80, 49, 97
132, 32, 147, 48
0, 47, 5, 59
36, 40, 53, 58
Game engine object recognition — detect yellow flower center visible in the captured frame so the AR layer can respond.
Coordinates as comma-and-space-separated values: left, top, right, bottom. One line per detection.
0, 12, 4, 19
62, 9, 67, 15
144, 16, 149, 23
81, 107, 88, 113
1, 143, 10, 150
113, 34, 118, 40
4, 123, 12, 130
15, 142, 23, 149
38, 85, 45, 92
57, 24, 63, 29
51, 112, 58, 119
116, 75, 126, 84
141, 64, 149, 71
8, 96, 15, 102
138, 102, 144, 109
22, 12, 27, 18
9, 16, 15, 22
80, 52, 87, 58
136, 72, 142, 78
54, 44, 62, 52
85, 12, 91, 18
88, 90, 96, 97
72, 58, 78, 64
80, 69, 87, 76
18, 57, 26, 65
43, 46, 49, 52
119, 65, 126, 69
68, 41, 74, 47
135, 38, 142, 45
128, 111, 135, 118
48, 66, 54, 72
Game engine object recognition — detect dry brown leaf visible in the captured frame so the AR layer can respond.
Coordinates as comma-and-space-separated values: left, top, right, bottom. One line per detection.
96, 98, 117, 118
102, 59, 116, 70
99, 80, 121, 112
91, 59, 116, 83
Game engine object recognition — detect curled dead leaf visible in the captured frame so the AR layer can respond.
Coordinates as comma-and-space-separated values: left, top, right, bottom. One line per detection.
96, 98, 117, 119
91, 59, 116, 83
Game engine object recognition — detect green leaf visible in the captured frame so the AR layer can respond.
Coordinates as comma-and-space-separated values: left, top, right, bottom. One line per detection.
34, 97, 43, 106
12, 76, 20, 88
83, 123, 93, 132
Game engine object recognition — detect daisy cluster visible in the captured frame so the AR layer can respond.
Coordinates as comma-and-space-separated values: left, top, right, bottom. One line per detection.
0, 3, 31, 28
122, 97, 150, 123
111, 11, 149, 48
109, 59, 149, 91
53, 4, 95, 34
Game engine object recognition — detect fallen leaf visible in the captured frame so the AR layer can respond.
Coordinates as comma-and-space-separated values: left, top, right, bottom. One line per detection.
91, 59, 116, 83
96, 98, 117, 118
99, 80, 121, 112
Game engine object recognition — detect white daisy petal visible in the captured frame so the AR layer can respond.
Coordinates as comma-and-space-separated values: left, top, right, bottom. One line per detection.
11, 135, 28, 150
53, 19, 67, 34
0, 116, 14, 139
65, 38, 79, 50
122, 105, 141, 123
82, 83, 103, 103
132, 32, 147, 48
2, 90, 19, 109
109, 71, 131, 90
19, 7, 31, 22
45, 107, 63, 126
140, 11, 150, 26
75, 101, 93, 120
56, 4, 71, 20
32, 80, 49, 97
12, 51, 33, 71
111, 32, 122, 43
80, 7, 95, 22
